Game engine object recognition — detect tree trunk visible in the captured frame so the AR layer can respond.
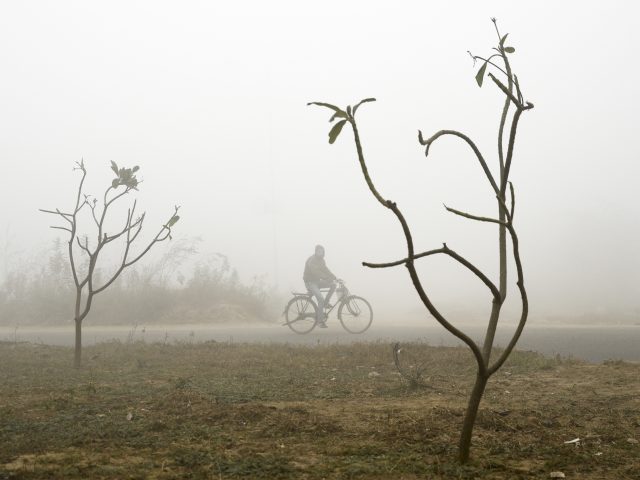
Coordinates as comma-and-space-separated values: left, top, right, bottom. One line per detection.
482, 300, 501, 362
74, 288, 83, 368
459, 373, 488, 463
74, 318, 82, 368
482, 199, 507, 363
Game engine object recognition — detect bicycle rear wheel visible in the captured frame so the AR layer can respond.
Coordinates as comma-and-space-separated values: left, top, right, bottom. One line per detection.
338, 295, 373, 334
284, 296, 319, 334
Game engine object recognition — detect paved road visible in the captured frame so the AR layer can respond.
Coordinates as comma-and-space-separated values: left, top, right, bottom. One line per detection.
2, 322, 639, 363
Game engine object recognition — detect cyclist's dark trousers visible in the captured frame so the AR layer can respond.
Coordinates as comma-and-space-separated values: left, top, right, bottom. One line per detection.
305, 280, 336, 323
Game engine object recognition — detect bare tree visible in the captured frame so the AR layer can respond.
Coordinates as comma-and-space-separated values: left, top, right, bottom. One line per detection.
41, 160, 180, 367
309, 19, 533, 462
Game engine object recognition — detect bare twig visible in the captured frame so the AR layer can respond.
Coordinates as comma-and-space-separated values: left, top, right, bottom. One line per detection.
363, 243, 500, 302
444, 204, 506, 225
418, 129, 500, 196
50, 225, 72, 233
488, 73, 522, 109
509, 182, 516, 219
75, 236, 91, 255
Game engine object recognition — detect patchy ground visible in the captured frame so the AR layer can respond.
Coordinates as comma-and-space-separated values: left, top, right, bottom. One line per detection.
0, 340, 638, 479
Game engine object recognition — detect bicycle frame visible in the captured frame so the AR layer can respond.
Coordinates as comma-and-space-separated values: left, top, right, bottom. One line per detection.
310, 282, 349, 319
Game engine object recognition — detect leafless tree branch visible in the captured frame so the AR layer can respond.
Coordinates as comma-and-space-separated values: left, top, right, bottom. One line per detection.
488, 73, 522, 109
363, 243, 500, 302
348, 116, 488, 377
418, 129, 499, 196
50, 225, 72, 233
509, 182, 516, 219
488, 223, 528, 375
444, 204, 506, 225
93, 206, 179, 294
75, 236, 91, 255
39, 208, 74, 224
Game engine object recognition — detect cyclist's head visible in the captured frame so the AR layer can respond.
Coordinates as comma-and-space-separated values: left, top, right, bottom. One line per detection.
315, 244, 325, 258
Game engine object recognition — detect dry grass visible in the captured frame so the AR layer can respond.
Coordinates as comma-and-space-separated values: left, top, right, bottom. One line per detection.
0, 340, 638, 479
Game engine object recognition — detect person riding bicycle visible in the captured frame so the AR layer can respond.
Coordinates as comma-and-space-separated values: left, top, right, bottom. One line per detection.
303, 245, 338, 328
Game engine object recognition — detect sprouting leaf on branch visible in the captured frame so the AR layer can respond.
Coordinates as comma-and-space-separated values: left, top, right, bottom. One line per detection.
475, 62, 488, 87
504, 46, 515, 54
110, 161, 119, 175
328, 119, 347, 144
352, 97, 376, 115
308, 102, 349, 127
309, 98, 376, 144
500, 33, 509, 46
166, 215, 180, 228
329, 111, 348, 122
307, 102, 345, 114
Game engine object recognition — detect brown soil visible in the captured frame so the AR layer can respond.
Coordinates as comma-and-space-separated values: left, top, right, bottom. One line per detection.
0, 341, 638, 479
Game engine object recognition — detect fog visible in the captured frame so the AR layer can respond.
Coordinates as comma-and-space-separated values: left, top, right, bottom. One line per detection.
1, 1, 639, 326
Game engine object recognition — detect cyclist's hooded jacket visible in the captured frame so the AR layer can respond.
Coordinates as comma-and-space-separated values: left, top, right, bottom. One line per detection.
303, 254, 336, 284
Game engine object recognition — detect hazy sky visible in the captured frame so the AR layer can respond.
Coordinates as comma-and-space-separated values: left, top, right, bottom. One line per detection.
1, 1, 639, 322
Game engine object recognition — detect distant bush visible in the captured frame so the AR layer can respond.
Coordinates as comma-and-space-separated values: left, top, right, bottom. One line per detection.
0, 239, 73, 325
0, 238, 279, 326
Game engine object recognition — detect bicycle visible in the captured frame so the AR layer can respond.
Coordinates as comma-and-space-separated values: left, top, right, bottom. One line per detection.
283, 280, 373, 334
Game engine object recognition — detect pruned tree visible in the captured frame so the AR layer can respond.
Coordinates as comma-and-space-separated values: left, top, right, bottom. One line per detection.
41, 160, 180, 367
309, 19, 533, 463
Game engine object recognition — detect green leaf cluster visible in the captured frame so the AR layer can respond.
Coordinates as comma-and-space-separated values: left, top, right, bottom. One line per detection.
307, 98, 376, 144
474, 26, 515, 88
499, 32, 515, 53
110, 161, 140, 190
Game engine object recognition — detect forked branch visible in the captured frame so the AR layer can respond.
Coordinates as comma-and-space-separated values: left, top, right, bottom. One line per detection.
348, 114, 488, 376
444, 204, 506, 226
363, 243, 501, 302
487, 222, 528, 375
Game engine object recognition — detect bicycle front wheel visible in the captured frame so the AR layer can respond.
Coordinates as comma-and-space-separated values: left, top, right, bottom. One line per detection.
338, 295, 373, 334
284, 296, 318, 334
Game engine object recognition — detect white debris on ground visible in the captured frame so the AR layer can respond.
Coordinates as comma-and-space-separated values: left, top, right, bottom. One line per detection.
563, 438, 581, 446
